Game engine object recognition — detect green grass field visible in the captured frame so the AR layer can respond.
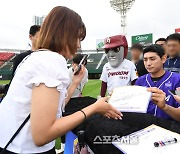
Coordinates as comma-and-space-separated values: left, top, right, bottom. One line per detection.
0, 79, 101, 149
82, 79, 101, 98
0, 80, 10, 84
0, 80, 101, 98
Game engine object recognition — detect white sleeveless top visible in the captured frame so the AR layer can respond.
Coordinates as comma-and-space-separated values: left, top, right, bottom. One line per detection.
0, 50, 70, 153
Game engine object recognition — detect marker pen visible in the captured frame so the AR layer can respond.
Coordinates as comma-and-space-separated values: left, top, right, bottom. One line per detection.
154, 138, 177, 147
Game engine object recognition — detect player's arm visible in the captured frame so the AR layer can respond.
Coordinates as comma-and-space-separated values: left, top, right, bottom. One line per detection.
101, 81, 107, 97
147, 87, 180, 122
163, 105, 180, 122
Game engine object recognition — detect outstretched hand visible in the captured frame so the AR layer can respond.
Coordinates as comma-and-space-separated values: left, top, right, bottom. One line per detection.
94, 97, 123, 120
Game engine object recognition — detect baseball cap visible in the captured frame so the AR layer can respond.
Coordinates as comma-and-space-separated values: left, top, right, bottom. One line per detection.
103, 35, 128, 49
103, 35, 128, 58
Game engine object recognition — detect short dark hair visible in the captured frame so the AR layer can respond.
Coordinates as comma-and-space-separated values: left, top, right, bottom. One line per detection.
143, 44, 165, 58
166, 33, 180, 43
37, 6, 86, 55
155, 38, 166, 44
29, 25, 41, 36
130, 43, 143, 52
73, 54, 87, 65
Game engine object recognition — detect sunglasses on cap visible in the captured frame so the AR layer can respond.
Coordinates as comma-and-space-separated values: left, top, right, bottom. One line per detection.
105, 47, 120, 54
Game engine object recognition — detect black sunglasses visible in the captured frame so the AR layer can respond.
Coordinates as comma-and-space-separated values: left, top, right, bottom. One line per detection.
105, 47, 120, 54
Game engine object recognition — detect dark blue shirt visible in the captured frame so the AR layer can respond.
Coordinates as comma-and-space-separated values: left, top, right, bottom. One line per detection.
164, 56, 180, 73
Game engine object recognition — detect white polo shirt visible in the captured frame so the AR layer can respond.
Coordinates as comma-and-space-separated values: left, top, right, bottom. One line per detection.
100, 59, 138, 94
0, 50, 70, 153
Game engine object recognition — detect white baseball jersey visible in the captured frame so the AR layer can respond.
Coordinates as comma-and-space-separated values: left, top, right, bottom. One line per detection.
100, 59, 138, 94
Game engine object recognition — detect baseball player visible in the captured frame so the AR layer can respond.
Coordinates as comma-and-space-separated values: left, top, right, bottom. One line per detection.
100, 35, 138, 97
136, 44, 180, 121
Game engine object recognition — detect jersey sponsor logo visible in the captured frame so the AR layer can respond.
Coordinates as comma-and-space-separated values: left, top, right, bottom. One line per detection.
165, 81, 172, 87
108, 71, 129, 77
165, 95, 171, 102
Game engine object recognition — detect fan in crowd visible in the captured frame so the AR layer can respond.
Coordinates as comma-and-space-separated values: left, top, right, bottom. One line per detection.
1, 25, 41, 99
155, 38, 167, 52
12, 25, 41, 76
130, 43, 148, 77
164, 33, 180, 73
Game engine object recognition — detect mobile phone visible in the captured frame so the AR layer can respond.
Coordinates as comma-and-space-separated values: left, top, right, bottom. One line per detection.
168, 90, 176, 96
175, 90, 180, 96
73, 55, 88, 75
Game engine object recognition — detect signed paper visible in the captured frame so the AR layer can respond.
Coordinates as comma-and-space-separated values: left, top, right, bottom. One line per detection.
112, 125, 180, 154
108, 86, 152, 113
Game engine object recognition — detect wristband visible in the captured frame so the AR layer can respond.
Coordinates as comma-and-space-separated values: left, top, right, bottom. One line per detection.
80, 110, 87, 121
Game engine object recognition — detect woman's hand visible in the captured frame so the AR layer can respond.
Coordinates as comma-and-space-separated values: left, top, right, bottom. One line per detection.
93, 97, 123, 120
66, 65, 85, 104
72, 65, 85, 86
